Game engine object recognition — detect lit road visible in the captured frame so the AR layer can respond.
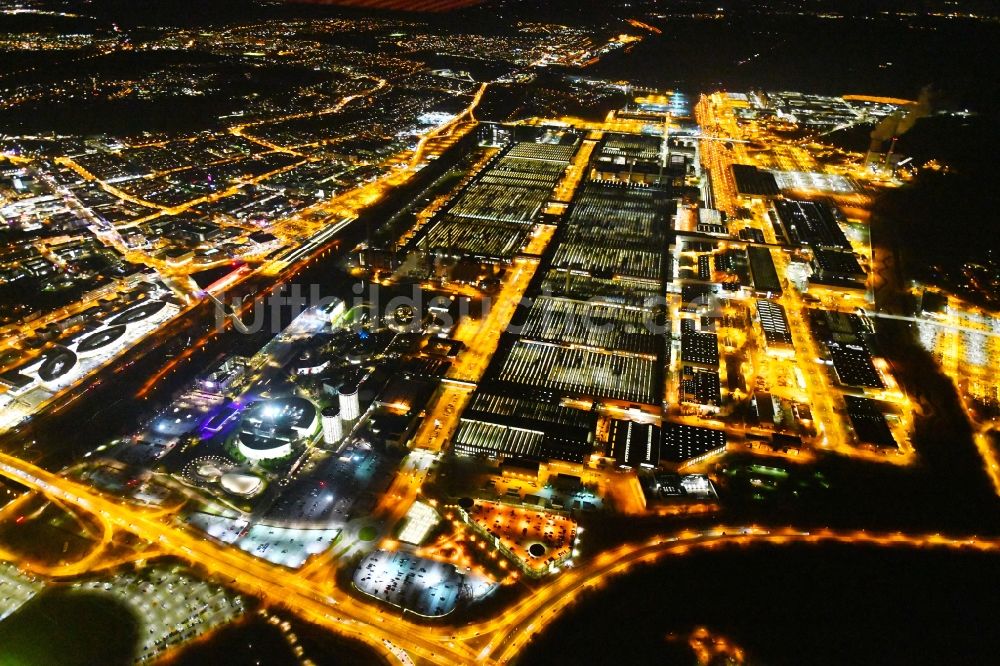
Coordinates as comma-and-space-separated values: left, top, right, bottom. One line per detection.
409, 83, 489, 168
481, 526, 1000, 663
695, 93, 742, 215
0, 451, 477, 665
408, 382, 474, 453
910, 293, 1000, 496
551, 138, 596, 203
3, 449, 1000, 665
448, 257, 538, 382
0, 492, 144, 579
230, 77, 389, 155
6, 86, 991, 665
772, 249, 852, 453
3, 73, 487, 440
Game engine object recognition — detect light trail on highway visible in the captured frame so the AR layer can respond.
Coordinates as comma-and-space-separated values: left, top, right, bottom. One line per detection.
5, 82, 998, 666
486, 525, 1000, 663
0, 452, 477, 665
409, 83, 488, 168
2, 448, 1000, 666
6, 75, 483, 440
131, 82, 491, 402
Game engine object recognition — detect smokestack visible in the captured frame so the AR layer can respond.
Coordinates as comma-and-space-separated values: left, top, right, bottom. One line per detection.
884, 136, 899, 165
896, 85, 933, 135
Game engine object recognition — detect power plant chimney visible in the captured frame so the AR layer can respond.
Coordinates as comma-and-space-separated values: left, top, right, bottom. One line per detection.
884, 136, 899, 164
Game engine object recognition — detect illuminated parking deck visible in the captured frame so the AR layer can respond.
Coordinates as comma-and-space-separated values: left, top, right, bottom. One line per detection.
464, 500, 576, 577
353, 550, 463, 617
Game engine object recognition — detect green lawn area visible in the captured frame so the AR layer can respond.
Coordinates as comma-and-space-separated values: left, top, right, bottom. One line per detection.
358, 525, 378, 542
0, 589, 139, 666
0, 499, 95, 565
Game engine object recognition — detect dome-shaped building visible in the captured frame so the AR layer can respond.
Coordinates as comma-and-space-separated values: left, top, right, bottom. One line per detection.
237, 396, 318, 462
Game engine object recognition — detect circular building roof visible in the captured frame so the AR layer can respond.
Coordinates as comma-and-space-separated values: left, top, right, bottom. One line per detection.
77, 325, 127, 354
220, 472, 264, 497
108, 299, 167, 326
196, 463, 224, 481
37, 346, 78, 382
239, 397, 317, 458
388, 304, 417, 333
244, 396, 316, 430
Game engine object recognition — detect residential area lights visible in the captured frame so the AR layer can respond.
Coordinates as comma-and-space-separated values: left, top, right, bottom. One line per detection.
0, 17, 996, 659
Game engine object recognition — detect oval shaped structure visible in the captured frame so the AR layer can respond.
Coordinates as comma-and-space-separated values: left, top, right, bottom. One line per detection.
37, 346, 78, 383
76, 325, 127, 355
220, 472, 264, 497
108, 299, 166, 326
196, 463, 224, 481
237, 397, 317, 461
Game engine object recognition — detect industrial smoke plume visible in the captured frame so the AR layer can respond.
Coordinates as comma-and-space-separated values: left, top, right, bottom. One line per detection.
868, 85, 934, 153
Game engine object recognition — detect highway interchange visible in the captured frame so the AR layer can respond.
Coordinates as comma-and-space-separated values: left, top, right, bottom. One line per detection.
2, 448, 999, 666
